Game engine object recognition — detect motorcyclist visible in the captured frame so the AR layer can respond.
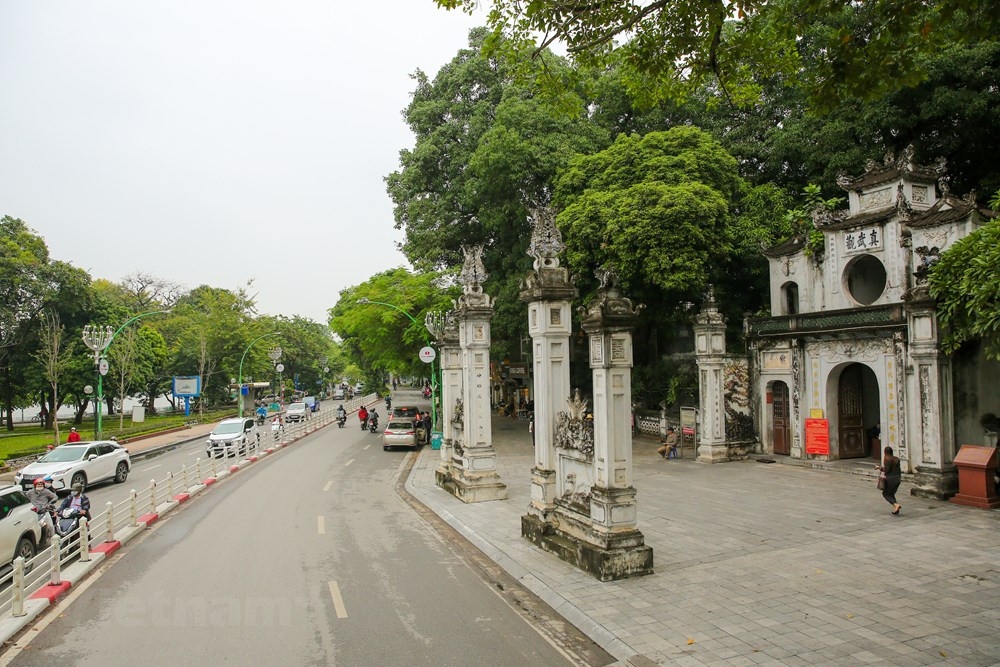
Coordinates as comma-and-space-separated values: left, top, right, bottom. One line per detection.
358, 405, 369, 429
26, 478, 57, 540
368, 408, 379, 432
385, 395, 392, 411
58, 483, 91, 523
336, 404, 347, 423
255, 405, 268, 424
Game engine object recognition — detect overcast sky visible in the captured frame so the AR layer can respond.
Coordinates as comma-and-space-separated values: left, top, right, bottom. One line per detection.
0, 1, 484, 324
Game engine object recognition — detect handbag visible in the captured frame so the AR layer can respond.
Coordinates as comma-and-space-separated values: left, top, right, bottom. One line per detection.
876, 472, 886, 490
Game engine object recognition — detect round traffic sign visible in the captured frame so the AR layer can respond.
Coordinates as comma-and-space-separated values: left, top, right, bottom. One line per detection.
275, 363, 285, 373
419, 346, 436, 364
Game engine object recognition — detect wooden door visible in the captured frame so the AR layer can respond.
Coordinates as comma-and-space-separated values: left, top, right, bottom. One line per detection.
839, 365, 866, 458
772, 382, 791, 455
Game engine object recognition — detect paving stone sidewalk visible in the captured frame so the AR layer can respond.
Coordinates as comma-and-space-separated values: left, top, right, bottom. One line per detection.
406, 419, 1000, 667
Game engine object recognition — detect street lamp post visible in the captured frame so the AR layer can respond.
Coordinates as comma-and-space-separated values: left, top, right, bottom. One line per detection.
357, 298, 439, 431
238, 332, 281, 418
268, 347, 284, 404
82, 310, 169, 440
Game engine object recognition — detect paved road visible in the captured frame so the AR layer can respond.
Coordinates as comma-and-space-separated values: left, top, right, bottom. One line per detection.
5, 395, 602, 666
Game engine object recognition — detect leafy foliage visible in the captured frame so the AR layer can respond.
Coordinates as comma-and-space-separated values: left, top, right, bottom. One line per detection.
436, 0, 1000, 111
930, 205, 1000, 359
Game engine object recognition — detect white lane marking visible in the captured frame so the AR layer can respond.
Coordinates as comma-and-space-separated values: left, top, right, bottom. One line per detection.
323, 481, 333, 492
141, 464, 161, 472
328, 581, 348, 618
344, 459, 355, 467
318, 516, 326, 534
363, 444, 371, 450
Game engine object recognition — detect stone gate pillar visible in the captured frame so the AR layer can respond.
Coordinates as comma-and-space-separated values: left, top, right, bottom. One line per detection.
904, 286, 957, 500
427, 310, 461, 481
438, 245, 507, 503
694, 287, 729, 463
519, 207, 577, 521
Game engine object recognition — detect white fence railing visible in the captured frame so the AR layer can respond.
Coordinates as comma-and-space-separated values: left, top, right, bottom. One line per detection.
0, 394, 380, 623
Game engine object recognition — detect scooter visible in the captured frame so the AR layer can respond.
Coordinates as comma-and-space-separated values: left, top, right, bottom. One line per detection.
32, 504, 57, 543
360, 416, 369, 430
256, 413, 267, 426
55, 507, 83, 538
336, 414, 347, 428
272, 421, 282, 441
369, 414, 379, 433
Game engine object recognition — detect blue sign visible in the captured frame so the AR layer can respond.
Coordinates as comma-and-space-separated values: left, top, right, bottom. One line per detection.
172, 376, 201, 398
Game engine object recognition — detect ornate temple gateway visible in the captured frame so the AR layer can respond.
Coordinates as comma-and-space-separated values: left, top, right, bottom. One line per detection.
744, 147, 998, 499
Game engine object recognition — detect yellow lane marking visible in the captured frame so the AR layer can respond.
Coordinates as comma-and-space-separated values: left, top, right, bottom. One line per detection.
328, 581, 348, 618
323, 481, 333, 492
318, 516, 326, 534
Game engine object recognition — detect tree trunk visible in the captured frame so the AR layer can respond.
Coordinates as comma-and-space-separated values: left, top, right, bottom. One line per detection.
2, 363, 13, 432
75, 398, 89, 424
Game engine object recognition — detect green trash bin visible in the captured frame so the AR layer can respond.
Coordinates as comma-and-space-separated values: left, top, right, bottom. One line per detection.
431, 432, 443, 451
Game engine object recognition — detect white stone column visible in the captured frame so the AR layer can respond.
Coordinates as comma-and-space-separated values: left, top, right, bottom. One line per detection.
427, 311, 461, 481
519, 207, 577, 521
694, 288, 729, 463
440, 245, 506, 503
905, 287, 957, 499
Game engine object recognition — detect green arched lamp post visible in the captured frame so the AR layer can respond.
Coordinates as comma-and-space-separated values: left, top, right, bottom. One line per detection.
357, 298, 439, 431
82, 310, 169, 440
238, 332, 282, 418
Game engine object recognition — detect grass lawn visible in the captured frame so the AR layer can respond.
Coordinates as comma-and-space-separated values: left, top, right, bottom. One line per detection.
0, 409, 236, 462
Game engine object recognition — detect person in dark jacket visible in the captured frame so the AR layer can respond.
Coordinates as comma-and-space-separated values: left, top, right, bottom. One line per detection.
875, 446, 902, 515
58, 483, 91, 521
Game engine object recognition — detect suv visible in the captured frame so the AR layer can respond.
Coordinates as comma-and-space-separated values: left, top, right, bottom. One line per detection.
206, 417, 259, 458
303, 396, 320, 412
0, 486, 42, 570
16, 441, 131, 492
285, 402, 310, 423
392, 406, 421, 420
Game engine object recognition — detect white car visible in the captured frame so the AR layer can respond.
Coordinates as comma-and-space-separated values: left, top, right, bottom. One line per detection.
15, 441, 131, 492
285, 402, 310, 423
206, 417, 259, 458
0, 486, 43, 569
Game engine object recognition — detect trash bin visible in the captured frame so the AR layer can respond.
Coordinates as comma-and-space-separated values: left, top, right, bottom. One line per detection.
431, 432, 443, 451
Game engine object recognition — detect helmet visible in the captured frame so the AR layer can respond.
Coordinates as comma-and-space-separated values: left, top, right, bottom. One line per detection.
43, 475, 53, 482
33, 478, 45, 486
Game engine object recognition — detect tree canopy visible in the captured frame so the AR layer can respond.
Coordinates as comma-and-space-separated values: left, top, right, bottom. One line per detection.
436, 0, 1000, 111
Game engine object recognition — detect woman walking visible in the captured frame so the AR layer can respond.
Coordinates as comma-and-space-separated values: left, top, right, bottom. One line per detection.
876, 446, 902, 515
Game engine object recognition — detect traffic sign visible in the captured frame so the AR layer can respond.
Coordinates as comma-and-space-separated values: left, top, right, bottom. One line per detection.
98, 358, 109, 376
419, 346, 436, 364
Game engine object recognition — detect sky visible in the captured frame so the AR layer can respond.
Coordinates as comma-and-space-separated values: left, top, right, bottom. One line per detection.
0, 1, 486, 325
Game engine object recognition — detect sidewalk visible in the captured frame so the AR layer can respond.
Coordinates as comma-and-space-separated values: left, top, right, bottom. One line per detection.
407, 420, 1000, 666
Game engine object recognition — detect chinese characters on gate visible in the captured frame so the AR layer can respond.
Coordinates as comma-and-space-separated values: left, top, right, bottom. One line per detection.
843, 227, 881, 253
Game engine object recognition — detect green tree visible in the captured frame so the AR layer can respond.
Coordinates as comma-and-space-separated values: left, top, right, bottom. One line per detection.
437, 0, 1000, 110
328, 269, 458, 385
929, 195, 1000, 359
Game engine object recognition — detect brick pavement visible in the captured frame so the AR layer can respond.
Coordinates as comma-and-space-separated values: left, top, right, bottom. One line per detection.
406, 418, 1000, 666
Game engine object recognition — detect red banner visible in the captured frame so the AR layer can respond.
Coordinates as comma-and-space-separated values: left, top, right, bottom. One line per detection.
804, 418, 829, 455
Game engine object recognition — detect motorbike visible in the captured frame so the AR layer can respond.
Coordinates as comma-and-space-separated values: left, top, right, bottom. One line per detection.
336, 413, 347, 428
360, 415, 369, 430
369, 414, 379, 433
31, 504, 57, 543
55, 507, 83, 538
256, 414, 267, 426
272, 421, 282, 441
385, 397, 392, 411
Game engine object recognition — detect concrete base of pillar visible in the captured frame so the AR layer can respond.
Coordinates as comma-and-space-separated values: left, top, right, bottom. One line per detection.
526, 467, 557, 521
435, 467, 507, 503
910, 465, 958, 501
521, 513, 653, 582
697, 442, 729, 464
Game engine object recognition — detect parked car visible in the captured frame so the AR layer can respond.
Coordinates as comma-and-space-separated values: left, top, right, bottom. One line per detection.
206, 417, 259, 458
285, 402, 310, 423
303, 396, 320, 412
382, 418, 419, 451
332, 388, 346, 400
0, 486, 43, 569
15, 441, 131, 492
354, 382, 364, 395
391, 406, 420, 420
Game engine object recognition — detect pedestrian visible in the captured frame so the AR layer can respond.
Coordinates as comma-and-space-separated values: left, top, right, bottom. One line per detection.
67, 427, 81, 443
528, 413, 534, 445
875, 445, 902, 515
657, 426, 679, 460
422, 411, 432, 443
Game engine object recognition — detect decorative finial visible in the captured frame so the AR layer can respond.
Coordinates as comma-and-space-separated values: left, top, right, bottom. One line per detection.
527, 206, 565, 270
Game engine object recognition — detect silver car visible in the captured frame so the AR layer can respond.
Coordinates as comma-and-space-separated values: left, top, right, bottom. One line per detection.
15, 441, 131, 492
382, 419, 418, 451
285, 402, 310, 423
